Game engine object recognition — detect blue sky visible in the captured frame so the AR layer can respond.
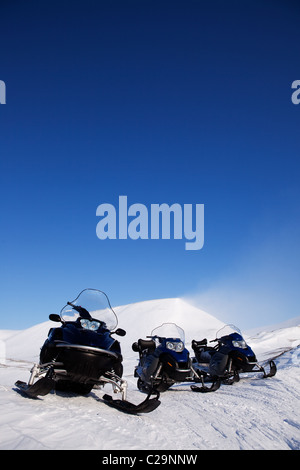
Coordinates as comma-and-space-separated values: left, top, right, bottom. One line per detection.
0, 0, 300, 330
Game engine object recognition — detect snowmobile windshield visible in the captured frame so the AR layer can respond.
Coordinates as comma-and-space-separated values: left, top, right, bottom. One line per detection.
60, 289, 118, 331
151, 323, 185, 343
216, 324, 243, 339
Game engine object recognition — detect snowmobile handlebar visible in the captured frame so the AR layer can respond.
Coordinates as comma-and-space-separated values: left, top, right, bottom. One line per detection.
67, 302, 92, 320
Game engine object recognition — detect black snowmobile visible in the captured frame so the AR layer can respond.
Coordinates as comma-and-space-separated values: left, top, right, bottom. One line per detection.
15, 289, 160, 414
132, 323, 221, 394
191, 324, 277, 392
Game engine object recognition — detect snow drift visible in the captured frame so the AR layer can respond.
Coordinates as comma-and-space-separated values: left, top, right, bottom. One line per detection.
0, 297, 299, 450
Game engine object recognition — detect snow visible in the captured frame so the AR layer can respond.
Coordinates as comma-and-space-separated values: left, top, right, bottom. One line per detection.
0, 297, 299, 450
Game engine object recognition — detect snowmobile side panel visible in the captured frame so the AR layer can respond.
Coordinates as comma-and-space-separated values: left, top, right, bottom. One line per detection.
208, 349, 229, 377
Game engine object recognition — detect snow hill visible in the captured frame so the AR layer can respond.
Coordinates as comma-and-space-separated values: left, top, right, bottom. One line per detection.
0, 297, 299, 450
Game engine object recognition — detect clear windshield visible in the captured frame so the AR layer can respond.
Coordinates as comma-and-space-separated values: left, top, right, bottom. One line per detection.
216, 324, 243, 339
151, 323, 185, 343
60, 289, 118, 331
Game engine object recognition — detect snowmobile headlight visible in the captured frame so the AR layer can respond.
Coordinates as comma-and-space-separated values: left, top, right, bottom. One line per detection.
166, 341, 184, 352
80, 319, 101, 331
89, 321, 101, 331
232, 340, 247, 349
175, 341, 184, 352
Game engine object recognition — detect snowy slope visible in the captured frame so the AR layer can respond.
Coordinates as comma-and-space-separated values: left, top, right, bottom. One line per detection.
0, 297, 299, 450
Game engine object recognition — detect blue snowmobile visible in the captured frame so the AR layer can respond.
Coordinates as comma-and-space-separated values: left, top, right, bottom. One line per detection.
132, 323, 221, 394
15, 289, 160, 414
191, 324, 277, 391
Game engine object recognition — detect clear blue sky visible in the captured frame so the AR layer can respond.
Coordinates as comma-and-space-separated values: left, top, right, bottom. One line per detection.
1, 0, 300, 330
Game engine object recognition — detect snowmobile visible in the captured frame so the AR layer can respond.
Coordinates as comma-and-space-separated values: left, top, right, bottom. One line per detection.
132, 323, 221, 394
190, 324, 277, 392
15, 289, 160, 414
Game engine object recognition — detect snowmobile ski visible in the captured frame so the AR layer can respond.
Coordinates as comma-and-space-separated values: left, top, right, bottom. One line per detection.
262, 360, 277, 378
15, 377, 55, 398
190, 377, 221, 393
102, 391, 161, 414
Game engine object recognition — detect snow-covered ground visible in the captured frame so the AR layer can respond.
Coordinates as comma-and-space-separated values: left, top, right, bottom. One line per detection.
0, 298, 299, 450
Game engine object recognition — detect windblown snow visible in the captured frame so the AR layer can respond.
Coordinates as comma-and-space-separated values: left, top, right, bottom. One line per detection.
0, 298, 299, 450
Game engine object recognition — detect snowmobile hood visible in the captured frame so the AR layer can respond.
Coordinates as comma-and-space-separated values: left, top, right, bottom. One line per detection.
57, 323, 118, 351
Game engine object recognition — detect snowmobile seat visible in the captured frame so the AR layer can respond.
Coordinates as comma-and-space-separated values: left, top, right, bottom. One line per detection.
132, 340, 155, 353
137, 339, 156, 353
192, 339, 207, 350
